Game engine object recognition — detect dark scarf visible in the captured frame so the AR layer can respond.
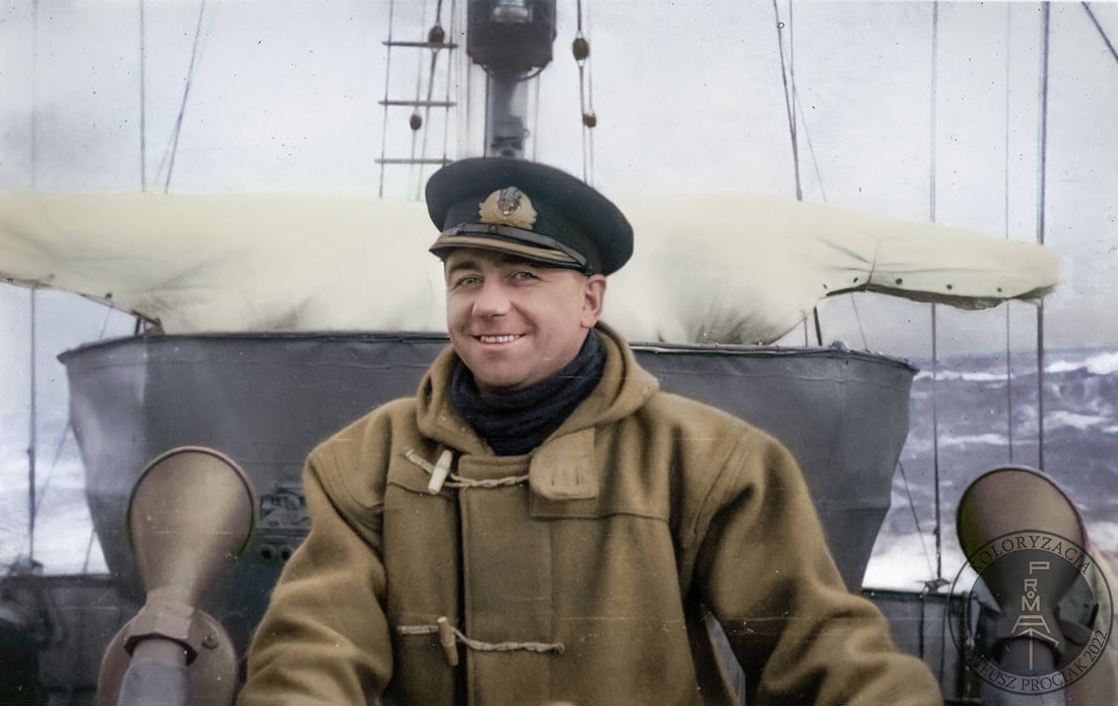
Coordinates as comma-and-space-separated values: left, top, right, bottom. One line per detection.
451, 329, 606, 456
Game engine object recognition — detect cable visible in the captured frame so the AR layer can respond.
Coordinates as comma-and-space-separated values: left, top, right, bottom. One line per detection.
897, 459, 939, 585
1082, 2, 1118, 68
1004, 4, 1015, 464
139, 0, 148, 191
28, 290, 37, 561
161, 0, 209, 194
574, 0, 596, 184
377, 0, 398, 197
771, 0, 802, 202
928, 1, 943, 584
439, 0, 458, 170
1036, 2, 1051, 471
407, 0, 430, 198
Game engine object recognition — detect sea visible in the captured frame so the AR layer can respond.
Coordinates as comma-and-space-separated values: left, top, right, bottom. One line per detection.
1, 346, 1116, 590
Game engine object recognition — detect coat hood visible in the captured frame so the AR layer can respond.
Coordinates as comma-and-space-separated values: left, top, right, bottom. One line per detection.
414, 322, 660, 454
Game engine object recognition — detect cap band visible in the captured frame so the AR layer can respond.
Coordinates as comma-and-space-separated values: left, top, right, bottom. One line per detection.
430, 223, 591, 271
425, 158, 632, 275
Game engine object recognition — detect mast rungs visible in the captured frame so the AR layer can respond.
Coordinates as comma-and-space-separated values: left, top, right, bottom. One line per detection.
383, 40, 458, 50
379, 99, 457, 108
376, 158, 454, 166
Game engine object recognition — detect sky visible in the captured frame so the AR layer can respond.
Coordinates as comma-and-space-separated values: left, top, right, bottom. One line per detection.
1, 0, 1116, 574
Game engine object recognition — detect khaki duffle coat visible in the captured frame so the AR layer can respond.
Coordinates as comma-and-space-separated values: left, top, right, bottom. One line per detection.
239, 325, 943, 706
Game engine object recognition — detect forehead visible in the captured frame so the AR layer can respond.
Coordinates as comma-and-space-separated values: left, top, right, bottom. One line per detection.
443, 248, 546, 271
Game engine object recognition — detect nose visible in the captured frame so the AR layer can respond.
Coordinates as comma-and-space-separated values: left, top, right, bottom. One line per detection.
472, 278, 512, 318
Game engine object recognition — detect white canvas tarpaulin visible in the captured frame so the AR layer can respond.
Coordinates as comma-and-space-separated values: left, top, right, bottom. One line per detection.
0, 190, 1063, 344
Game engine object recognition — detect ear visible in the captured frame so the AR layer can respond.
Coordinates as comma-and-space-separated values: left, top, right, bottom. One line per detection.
581, 274, 607, 328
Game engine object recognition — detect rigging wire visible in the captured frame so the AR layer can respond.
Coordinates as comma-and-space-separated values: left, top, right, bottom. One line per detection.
1004, 4, 1015, 464
532, 62, 542, 162
27, 0, 41, 563
407, 0, 431, 198
160, 0, 209, 194
896, 461, 939, 581
82, 529, 98, 576
585, 57, 596, 185
139, 0, 148, 191
135, 0, 154, 331
926, 7, 955, 659
439, 0, 458, 169
1082, 2, 1118, 68
574, 0, 596, 184
28, 291, 37, 562
788, 69, 869, 349
380, 0, 454, 198
417, 5, 449, 190
928, 1, 944, 584
463, 5, 477, 162
771, 1, 825, 348
32, 420, 75, 522
377, 0, 398, 197
1036, 2, 1051, 472
771, 0, 803, 202
792, 86, 827, 205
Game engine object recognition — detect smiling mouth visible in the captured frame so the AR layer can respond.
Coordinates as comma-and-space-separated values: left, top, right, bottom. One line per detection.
477, 334, 523, 344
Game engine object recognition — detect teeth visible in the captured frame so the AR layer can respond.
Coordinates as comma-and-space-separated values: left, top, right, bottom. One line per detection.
479, 334, 520, 344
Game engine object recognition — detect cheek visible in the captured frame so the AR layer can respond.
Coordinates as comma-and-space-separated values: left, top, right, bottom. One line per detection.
445, 294, 469, 324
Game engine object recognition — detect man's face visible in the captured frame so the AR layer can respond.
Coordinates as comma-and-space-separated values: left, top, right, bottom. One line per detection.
444, 248, 606, 396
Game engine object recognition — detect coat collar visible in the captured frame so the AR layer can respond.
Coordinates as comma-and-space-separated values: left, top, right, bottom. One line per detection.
414, 322, 659, 454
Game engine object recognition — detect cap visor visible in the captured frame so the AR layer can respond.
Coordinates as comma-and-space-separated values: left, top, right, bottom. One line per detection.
428, 233, 582, 269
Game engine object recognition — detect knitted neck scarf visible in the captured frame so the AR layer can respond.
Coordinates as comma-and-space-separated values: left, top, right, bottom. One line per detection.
451, 329, 605, 456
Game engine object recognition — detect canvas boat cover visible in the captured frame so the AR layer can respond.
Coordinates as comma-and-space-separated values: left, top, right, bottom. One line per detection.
0, 190, 1062, 344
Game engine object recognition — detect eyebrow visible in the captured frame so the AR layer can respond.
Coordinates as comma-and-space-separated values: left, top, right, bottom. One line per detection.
445, 257, 477, 273
445, 253, 540, 274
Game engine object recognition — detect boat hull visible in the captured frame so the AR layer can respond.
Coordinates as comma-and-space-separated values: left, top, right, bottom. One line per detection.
60, 333, 916, 631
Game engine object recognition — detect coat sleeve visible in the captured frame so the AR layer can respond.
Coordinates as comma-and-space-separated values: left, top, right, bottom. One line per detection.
237, 448, 392, 706
692, 434, 944, 706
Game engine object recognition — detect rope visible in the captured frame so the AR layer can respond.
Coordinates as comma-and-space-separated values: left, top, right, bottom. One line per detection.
397, 622, 565, 656
574, 0, 595, 183
406, 0, 430, 197
403, 448, 529, 490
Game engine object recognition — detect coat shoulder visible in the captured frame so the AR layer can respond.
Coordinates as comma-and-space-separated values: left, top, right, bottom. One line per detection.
641, 388, 773, 443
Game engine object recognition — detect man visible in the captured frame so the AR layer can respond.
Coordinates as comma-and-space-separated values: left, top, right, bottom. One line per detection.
238, 158, 943, 705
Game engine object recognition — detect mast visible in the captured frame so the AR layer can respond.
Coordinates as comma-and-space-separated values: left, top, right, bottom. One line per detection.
466, 0, 557, 158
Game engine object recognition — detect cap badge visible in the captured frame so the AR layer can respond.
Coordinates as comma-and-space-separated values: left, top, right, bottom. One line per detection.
479, 187, 538, 230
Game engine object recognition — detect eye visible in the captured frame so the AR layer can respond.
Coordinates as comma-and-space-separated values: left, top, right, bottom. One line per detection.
511, 269, 539, 282
451, 274, 481, 289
